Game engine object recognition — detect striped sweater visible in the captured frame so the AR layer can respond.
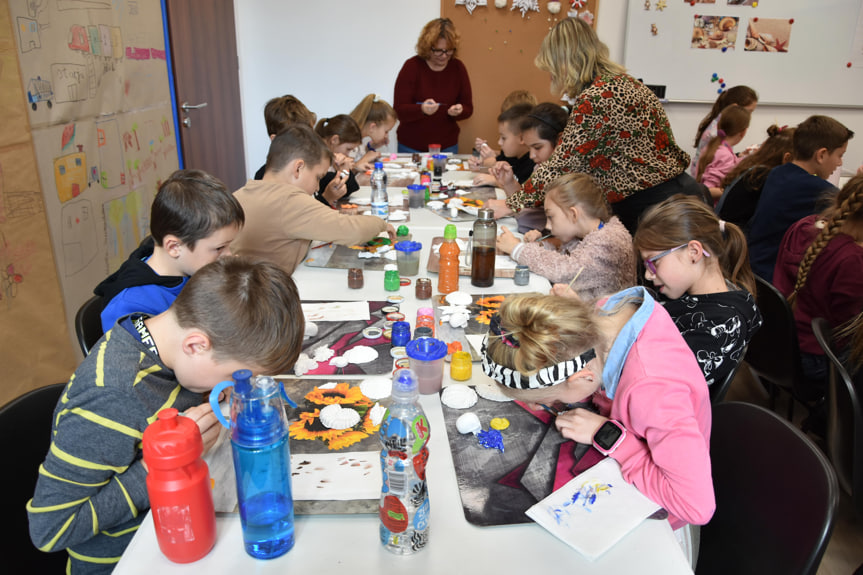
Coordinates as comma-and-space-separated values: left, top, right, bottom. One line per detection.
27, 317, 200, 574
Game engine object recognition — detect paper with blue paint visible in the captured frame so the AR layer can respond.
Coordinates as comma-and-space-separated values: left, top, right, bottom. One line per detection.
525, 457, 661, 560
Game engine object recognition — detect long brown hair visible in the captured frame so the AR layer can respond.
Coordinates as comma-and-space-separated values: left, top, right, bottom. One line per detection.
694, 85, 758, 147
634, 195, 756, 296
696, 104, 751, 184
720, 124, 795, 189
789, 175, 863, 305
314, 115, 362, 148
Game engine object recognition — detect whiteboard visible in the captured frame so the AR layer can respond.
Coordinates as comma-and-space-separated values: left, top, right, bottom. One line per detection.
624, 0, 863, 107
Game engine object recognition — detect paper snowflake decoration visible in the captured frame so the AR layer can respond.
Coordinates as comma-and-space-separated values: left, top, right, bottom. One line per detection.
456, 0, 487, 14
511, 0, 539, 17
656, 0, 667, 11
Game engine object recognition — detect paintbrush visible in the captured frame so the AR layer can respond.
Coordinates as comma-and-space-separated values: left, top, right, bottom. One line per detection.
527, 233, 553, 243
566, 266, 585, 290
311, 241, 333, 250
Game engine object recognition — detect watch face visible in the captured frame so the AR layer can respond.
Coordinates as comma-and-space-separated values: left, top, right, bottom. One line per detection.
594, 421, 623, 451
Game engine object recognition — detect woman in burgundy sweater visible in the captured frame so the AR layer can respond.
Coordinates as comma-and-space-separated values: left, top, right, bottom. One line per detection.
393, 18, 473, 153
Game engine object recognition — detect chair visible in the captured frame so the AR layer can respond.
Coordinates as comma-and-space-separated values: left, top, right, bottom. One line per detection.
0, 384, 68, 571
743, 275, 812, 420
74, 295, 103, 355
696, 402, 839, 575
812, 318, 863, 519
708, 348, 746, 404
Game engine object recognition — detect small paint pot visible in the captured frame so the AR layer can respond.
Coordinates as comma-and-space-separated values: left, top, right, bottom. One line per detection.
386, 312, 406, 322
381, 305, 399, 314
387, 295, 406, 305
362, 326, 383, 340
390, 346, 408, 359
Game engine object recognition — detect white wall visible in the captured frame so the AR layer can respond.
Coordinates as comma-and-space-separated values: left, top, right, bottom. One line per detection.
235, 0, 863, 179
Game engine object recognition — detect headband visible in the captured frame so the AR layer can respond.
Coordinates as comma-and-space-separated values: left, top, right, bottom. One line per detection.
481, 316, 596, 390
526, 113, 564, 135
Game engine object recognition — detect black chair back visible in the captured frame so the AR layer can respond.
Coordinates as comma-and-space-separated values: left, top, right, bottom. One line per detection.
812, 317, 863, 519
74, 295, 104, 355
709, 345, 746, 404
0, 384, 68, 571
697, 402, 839, 575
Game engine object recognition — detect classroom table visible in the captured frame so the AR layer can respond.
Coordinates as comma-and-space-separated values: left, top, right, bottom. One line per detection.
114, 181, 694, 575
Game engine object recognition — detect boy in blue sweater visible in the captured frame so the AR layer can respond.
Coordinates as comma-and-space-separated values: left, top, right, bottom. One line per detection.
28, 257, 304, 574
94, 169, 245, 333
748, 115, 853, 282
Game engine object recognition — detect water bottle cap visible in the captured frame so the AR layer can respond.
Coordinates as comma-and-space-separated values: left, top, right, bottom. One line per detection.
443, 224, 457, 240
233, 376, 288, 446
391, 368, 419, 398
407, 184, 425, 191
477, 207, 495, 221
374, 162, 384, 169
143, 408, 204, 470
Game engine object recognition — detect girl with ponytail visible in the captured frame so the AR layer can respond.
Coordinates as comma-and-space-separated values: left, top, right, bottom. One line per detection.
633, 195, 763, 387
349, 94, 398, 171
774, 175, 863, 390
695, 104, 751, 201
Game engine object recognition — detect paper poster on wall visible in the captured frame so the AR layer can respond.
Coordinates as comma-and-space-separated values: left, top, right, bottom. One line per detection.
744, 18, 792, 53
11, 0, 171, 128
691, 15, 739, 50
103, 189, 150, 274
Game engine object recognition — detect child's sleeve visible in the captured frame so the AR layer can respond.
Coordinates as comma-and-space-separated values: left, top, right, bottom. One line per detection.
700, 147, 737, 189
514, 242, 584, 285
27, 385, 150, 552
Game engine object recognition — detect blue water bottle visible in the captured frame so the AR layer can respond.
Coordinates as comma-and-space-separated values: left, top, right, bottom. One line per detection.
379, 368, 431, 554
210, 370, 295, 559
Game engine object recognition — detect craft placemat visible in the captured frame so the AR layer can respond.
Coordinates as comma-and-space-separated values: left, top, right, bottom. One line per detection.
426, 237, 517, 278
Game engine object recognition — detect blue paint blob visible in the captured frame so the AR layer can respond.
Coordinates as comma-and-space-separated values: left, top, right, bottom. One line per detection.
477, 429, 505, 452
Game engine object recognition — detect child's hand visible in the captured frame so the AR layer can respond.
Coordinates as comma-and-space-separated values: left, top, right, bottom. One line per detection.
333, 153, 354, 173
496, 225, 520, 255
384, 224, 397, 241
523, 229, 542, 243
184, 403, 222, 455
857, 165, 863, 176
421, 99, 440, 116
485, 198, 514, 219
555, 409, 607, 444
356, 150, 381, 173
550, 283, 580, 300
490, 161, 520, 195
478, 142, 496, 161
323, 172, 348, 205
474, 137, 487, 150
447, 103, 463, 117
472, 173, 498, 187
468, 155, 483, 170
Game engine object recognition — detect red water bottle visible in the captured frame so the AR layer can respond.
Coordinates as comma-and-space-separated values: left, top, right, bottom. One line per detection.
143, 408, 216, 563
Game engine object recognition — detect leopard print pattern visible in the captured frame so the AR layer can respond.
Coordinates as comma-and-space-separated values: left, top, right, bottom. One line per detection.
509, 74, 690, 211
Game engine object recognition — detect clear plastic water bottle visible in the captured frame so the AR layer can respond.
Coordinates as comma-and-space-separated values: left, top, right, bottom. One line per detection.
379, 369, 431, 554
209, 370, 295, 559
371, 161, 389, 220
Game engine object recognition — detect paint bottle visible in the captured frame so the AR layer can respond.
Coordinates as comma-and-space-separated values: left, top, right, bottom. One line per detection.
437, 224, 460, 294
379, 369, 430, 554
471, 208, 496, 288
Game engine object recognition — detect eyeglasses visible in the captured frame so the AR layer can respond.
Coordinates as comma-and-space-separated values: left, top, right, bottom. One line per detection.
643, 243, 711, 275
430, 48, 454, 56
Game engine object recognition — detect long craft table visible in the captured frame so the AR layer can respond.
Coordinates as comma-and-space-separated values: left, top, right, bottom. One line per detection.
114, 180, 694, 575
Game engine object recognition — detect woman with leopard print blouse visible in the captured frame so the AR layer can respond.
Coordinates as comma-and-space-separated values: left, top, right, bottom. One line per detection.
486, 18, 706, 233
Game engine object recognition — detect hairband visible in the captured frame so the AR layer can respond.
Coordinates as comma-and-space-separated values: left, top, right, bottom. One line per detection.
719, 219, 726, 233
717, 129, 727, 139
482, 315, 596, 390
527, 113, 564, 134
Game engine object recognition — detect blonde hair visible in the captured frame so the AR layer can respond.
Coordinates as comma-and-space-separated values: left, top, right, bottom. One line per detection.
535, 17, 626, 98
501, 90, 537, 113
349, 94, 397, 129
696, 104, 751, 184
416, 18, 460, 60
545, 173, 609, 221
634, 195, 756, 296
486, 294, 600, 401
790, 175, 863, 306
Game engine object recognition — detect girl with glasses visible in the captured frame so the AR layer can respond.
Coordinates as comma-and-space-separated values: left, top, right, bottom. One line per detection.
482, 290, 714, 565
633, 195, 762, 388
393, 18, 473, 154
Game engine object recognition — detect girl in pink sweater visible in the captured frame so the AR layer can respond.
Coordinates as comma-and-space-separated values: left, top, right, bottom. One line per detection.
495, 173, 635, 301
696, 104, 751, 202
482, 290, 714, 560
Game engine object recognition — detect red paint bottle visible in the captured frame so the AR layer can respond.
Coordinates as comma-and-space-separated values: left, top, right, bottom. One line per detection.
143, 408, 216, 563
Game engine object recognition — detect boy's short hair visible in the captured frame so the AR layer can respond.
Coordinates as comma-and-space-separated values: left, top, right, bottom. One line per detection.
265, 123, 333, 174
500, 90, 537, 113
497, 103, 534, 128
151, 169, 245, 249
264, 95, 316, 136
793, 115, 854, 161
172, 256, 304, 375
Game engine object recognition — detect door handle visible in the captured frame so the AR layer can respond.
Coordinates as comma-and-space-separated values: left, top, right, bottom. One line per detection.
181, 102, 208, 111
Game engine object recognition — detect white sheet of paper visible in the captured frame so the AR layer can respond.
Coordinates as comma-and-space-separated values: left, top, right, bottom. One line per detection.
291, 452, 381, 501
525, 457, 662, 560
301, 301, 370, 322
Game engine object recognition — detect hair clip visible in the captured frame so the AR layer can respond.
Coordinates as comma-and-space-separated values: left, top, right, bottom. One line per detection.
716, 129, 727, 138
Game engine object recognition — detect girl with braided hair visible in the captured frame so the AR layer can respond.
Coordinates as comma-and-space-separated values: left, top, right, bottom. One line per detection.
482, 290, 714, 564
774, 175, 863, 391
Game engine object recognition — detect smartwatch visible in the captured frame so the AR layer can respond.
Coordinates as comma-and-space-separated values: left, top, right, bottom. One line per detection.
593, 420, 626, 456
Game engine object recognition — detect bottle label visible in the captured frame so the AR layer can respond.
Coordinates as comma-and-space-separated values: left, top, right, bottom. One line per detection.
411, 415, 430, 454
382, 452, 409, 495
371, 203, 388, 219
